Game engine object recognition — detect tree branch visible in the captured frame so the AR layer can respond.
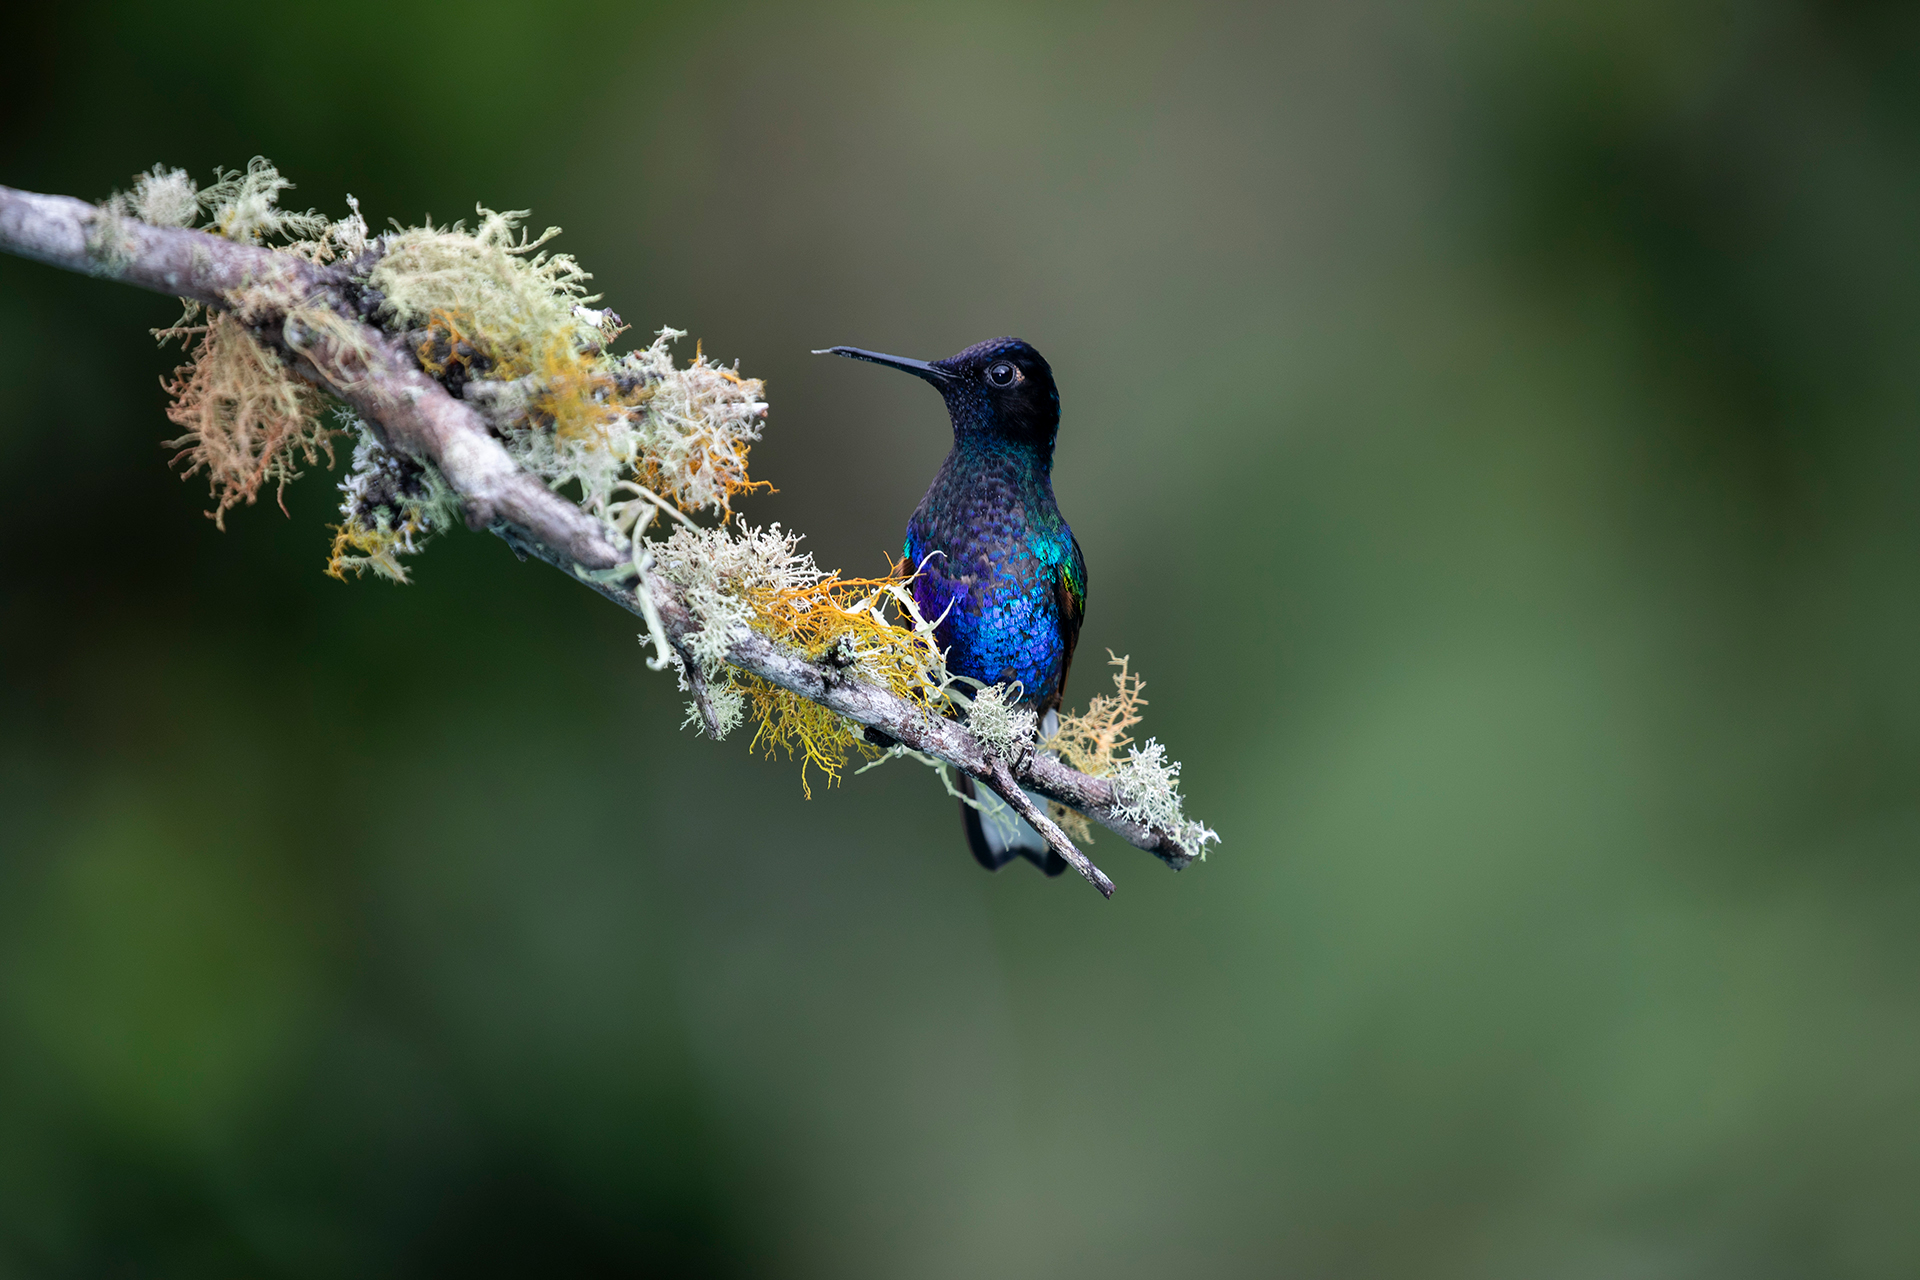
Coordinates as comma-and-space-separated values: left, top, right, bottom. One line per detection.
984, 755, 1116, 897
0, 181, 1209, 892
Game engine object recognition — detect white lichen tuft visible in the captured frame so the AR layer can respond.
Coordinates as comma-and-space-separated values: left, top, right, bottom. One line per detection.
650, 522, 824, 736
654, 522, 817, 676
330, 194, 370, 259
200, 157, 331, 247
623, 329, 768, 516
128, 165, 200, 228
1108, 737, 1220, 858
964, 683, 1037, 759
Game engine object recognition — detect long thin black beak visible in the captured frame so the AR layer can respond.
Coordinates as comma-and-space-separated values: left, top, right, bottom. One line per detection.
813, 345, 950, 387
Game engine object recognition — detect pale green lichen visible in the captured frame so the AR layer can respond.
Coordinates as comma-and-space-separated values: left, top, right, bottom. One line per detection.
369, 208, 595, 348
363, 207, 766, 549
199, 157, 332, 248
952, 680, 1047, 861
1108, 738, 1219, 858
962, 683, 1036, 759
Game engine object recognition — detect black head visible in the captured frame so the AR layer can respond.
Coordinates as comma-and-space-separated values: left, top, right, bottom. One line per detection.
817, 337, 1061, 445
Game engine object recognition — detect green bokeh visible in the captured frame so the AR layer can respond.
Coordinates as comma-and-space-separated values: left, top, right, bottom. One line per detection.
3, 1, 1918, 1276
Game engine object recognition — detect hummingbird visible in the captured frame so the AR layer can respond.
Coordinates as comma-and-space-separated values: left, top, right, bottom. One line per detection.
819, 337, 1086, 876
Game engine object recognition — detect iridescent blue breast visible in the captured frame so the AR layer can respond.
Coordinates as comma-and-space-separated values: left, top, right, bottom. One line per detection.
905, 440, 1084, 709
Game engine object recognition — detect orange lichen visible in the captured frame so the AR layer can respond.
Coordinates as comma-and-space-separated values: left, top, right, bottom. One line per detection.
748, 557, 944, 704
533, 338, 647, 443
729, 557, 948, 793
633, 454, 772, 515
413, 310, 491, 379
159, 311, 334, 528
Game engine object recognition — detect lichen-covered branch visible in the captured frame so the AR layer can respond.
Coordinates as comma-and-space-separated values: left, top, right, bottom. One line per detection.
0, 184, 620, 570
0, 169, 1218, 895
495, 527, 1204, 888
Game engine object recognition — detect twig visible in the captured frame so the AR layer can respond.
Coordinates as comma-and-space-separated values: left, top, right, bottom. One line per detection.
0, 181, 1209, 891
984, 755, 1115, 898
672, 639, 726, 740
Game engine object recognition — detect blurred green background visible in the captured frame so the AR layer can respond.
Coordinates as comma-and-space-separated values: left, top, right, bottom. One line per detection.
3, 0, 1919, 1275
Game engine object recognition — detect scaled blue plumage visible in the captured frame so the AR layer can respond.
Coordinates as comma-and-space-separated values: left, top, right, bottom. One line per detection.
822, 335, 1085, 874
901, 338, 1085, 711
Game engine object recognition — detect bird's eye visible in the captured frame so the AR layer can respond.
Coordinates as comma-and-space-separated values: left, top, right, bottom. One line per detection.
986, 361, 1017, 388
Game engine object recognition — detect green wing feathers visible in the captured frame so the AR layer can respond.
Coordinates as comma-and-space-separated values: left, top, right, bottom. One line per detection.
1052, 536, 1087, 710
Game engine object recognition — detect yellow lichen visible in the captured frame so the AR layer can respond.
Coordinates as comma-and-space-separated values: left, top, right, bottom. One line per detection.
748, 558, 945, 705
742, 676, 877, 799
325, 519, 420, 584
733, 558, 952, 795
655, 525, 954, 787
325, 421, 456, 584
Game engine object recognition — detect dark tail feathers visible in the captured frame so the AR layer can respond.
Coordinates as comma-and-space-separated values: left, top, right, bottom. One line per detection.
958, 775, 1067, 877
